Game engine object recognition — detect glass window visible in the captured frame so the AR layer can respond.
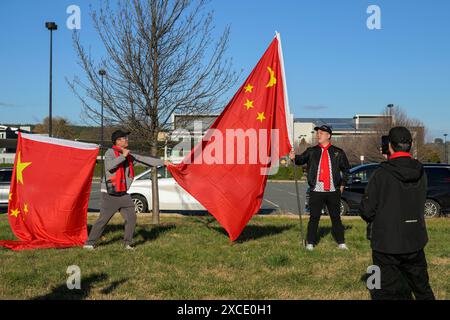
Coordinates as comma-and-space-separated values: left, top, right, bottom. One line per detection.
353, 167, 376, 183
138, 172, 151, 180
157, 167, 172, 179
0, 170, 12, 183
425, 168, 450, 186
138, 168, 172, 180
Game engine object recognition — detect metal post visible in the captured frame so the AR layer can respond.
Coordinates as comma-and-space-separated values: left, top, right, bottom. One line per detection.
49, 29, 53, 137
292, 157, 305, 248
99, 69, 106, 182
444, 134, 448, 163
46, 22, 57, 137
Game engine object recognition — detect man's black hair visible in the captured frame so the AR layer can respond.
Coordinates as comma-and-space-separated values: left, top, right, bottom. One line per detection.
389, 127, 413, 153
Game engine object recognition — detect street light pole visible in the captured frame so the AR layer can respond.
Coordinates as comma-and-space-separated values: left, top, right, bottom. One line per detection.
45, 22, 57, 138
99, 69, 106, 181
444, 134, 448, 163
387, 104, 394, 129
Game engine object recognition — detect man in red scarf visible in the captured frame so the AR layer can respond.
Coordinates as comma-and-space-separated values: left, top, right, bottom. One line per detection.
360, 127, 434, 300
289, 125, 351, 251
84, 130, 169, 250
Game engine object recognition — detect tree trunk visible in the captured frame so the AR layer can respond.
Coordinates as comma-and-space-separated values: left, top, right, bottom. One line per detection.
151, 139, 160, 225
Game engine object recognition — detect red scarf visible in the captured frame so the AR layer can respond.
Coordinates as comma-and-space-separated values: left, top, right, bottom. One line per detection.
318, 143, 332, 191
389, 151, 412, 160
111, 146, 135, 192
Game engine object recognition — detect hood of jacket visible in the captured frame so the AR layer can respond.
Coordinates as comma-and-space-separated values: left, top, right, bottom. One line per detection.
380, 157, 424, 183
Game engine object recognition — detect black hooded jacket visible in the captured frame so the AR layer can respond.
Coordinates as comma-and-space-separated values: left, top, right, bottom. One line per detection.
360, 156, 429, 254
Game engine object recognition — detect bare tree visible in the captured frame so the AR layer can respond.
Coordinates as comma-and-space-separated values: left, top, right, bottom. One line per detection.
68, 0, 239, 224
34, 117, 76, 140
335, 106, 428, 164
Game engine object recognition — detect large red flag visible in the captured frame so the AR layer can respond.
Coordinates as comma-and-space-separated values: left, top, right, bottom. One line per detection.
0, 133, 99, 250
169, 35, 293, 241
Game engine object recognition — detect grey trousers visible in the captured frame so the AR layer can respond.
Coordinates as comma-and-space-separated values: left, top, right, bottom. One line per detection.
86, 193, 137, 246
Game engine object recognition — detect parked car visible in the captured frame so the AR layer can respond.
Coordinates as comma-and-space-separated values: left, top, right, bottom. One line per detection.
306, 163, 450, 218
128, 167, 205, 214
0, 167, 13, 209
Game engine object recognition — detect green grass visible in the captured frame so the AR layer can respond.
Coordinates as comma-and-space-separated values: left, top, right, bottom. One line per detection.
268, 166, 303, 181
0, 214, 448, 300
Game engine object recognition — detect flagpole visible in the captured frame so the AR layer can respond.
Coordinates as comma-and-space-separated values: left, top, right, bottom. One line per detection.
276, 32, 305, 248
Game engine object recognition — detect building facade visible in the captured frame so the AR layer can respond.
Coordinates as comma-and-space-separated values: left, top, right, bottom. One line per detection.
0, 125, 31, 164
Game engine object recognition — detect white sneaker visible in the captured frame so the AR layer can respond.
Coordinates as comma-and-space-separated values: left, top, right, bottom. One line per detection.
305, 244, 314, 251
338, 243, 349, 250
83, 245, 95, 250
124, 245, 135, 251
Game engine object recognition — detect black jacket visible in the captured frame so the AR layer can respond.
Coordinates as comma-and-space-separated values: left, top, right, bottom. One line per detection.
294, 145, 351, 189
359, 157, 429, 254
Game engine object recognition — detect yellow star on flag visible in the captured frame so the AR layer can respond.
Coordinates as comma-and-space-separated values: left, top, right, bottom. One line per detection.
256, 112, 266, 123
9, 193, 12, 201
244, 99, 254, 110
10, 208, 20, 218
16, 152, 32, 185
244, 84, 254, 93
23, 203, 29, 214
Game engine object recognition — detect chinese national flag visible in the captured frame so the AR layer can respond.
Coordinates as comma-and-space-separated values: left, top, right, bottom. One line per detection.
0, 133, 99, 250
169, 35, 293, 241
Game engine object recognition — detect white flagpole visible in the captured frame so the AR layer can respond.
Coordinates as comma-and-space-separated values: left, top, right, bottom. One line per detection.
275, 32, 305, 248
275, 32, 294, 147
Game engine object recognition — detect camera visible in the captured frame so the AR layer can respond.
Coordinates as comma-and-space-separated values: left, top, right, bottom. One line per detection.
381, 135, 390, 155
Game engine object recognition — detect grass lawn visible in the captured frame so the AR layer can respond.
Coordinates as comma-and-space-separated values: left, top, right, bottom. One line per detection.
0, 214, 448, 300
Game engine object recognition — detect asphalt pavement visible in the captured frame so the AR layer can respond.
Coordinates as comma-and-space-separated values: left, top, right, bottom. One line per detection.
88, 180, 308, 215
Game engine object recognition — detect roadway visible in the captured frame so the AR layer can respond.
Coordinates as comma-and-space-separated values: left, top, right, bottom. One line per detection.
88, 180, 308, 215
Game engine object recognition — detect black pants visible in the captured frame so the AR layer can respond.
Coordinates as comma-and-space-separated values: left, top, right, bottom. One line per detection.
370, 249, 435, 300
307, 191, 345, 245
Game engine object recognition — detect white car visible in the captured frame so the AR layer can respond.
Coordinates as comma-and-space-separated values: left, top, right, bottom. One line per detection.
128, 167, 205, 214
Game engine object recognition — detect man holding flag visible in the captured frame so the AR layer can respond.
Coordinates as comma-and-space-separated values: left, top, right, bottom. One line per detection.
84, 130, 169, 250
289, 125, 351, 251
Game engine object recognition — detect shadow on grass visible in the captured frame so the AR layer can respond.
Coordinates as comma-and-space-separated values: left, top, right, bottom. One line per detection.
315, 225, 353, 245
86, 223, 176, 247
211, 224, 294, 243
133, 224, 176, 246
32, 273, 115, 300
100, 278, 129, 295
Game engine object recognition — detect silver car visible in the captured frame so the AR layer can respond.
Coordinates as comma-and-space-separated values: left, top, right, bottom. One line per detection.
0, 167, 13, 208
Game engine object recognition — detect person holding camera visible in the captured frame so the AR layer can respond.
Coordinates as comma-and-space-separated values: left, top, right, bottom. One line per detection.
84, 130, 170, 250
289, 125, 351, 251
360, 127, 435, 300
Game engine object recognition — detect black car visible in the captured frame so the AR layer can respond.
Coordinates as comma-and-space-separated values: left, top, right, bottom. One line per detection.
306, 163, 450, 218
0, 167, 13, 209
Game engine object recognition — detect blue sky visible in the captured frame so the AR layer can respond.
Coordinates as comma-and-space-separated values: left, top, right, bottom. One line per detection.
0, 0, 449, 140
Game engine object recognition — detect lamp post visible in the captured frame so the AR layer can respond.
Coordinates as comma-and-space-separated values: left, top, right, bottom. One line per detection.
444, 134, 448, 163
45, 22, 58, 137
99, 69, 106, 180
387, 104, 394, 128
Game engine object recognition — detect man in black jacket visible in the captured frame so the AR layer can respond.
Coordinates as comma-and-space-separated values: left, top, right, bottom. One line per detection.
360, 127, 435, 300
289, 125, 351, 251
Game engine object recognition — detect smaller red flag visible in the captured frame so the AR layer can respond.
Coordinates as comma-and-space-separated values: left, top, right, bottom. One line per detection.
0, 133, 99, 251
